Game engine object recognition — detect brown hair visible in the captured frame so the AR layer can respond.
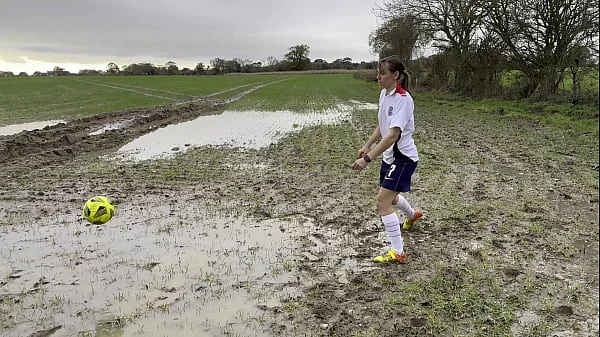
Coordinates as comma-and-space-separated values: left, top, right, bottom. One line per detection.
378, 56, 411, 94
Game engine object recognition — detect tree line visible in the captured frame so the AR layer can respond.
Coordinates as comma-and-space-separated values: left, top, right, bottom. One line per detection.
369, 0, 598, 102
0, 44, 376, 78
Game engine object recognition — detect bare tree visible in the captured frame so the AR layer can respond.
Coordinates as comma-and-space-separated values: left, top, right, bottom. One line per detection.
376, 0, 487, 91
210, 58, 226, 74
486, 0, 599, 98
369, 14, 425, 62
264, 56, 278, 67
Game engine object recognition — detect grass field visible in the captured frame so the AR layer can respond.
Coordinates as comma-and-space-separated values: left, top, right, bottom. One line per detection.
1, 73, 598, 337
1, 74, 597, 127
0, 75, 289, 124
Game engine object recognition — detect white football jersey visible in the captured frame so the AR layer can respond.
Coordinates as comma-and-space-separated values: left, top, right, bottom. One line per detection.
378, 85, 419, 164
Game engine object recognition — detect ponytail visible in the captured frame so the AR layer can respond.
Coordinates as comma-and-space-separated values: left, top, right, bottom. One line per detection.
399, 70, 411, 94
379, 56, 412, 96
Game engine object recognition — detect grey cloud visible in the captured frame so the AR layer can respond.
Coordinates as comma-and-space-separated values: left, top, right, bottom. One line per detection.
0, 0, 378, 64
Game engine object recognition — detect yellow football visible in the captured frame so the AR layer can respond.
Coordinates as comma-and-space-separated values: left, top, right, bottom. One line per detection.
82, 196, 115, 224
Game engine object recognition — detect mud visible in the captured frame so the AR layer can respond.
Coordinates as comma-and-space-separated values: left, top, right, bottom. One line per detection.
1, 88, 599, 337
0, 100, 213, 169
0, 79, 287, 169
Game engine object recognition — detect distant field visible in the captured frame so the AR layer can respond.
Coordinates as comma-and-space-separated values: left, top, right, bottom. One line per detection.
501, 68, 599, 93
1, 73, 597, 133
0, 74, 377, 126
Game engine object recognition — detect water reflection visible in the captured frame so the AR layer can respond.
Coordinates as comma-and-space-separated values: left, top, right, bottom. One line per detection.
0, 120, 65, 136
117, 109, 349, 161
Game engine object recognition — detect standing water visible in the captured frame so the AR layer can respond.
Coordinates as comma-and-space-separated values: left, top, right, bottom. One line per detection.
0, 120, 65, 136
116, 109, 351, 161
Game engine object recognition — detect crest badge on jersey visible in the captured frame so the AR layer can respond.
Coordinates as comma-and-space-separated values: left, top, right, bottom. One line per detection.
388, 106, 394, 116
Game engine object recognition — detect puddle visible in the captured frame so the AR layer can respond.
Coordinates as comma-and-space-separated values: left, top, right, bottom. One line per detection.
89, 120, 134, 136
116, 108, 351, 161
348, 100, 378, 110
0, 197, 313, 337
0, 120, 65, 136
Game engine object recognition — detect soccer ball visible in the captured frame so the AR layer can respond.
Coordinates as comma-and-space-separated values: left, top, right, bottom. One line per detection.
82, 196, 115, 224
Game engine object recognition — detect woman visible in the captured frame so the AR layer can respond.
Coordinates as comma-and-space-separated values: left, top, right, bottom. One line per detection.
352, 56, 422, 264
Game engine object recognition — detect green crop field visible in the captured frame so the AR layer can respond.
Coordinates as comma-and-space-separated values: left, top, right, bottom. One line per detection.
1, 73, 597, 131
0, 74, 378, 125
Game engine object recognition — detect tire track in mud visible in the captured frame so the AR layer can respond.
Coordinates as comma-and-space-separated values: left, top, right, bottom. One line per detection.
175, 79, 289, 105
73, 79, 178, 101
75, 78, 285, 104
77, 79, 197, 98
212, 79, 289, 104
0, 79, 286, 171
181, 81, 268, 101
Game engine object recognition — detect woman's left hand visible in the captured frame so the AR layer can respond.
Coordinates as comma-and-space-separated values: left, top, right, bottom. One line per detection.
352, 158, 368, 170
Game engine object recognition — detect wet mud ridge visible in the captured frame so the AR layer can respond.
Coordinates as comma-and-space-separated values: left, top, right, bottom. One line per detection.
0, 80, 285, 171
0, 101, 213, 167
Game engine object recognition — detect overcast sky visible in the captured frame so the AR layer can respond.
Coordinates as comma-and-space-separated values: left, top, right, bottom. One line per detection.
0, 0, 382, 74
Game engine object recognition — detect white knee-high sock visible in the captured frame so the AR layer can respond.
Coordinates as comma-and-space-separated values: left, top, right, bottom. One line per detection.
393, 194, 415, 218
381, 213, 403, 254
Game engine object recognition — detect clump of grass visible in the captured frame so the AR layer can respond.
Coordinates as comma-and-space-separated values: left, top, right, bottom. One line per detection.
381, 261, 519, 336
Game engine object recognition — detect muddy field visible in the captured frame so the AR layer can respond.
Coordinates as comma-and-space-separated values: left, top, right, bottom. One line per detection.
0, 82, 598, 337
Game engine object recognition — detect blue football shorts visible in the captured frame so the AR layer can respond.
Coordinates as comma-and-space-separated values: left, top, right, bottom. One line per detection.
379, 159, 418, 192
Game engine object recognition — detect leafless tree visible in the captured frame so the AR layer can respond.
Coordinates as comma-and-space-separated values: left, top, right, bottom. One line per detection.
485, 0, 599, 98
375, 0, 487, 91
369, 14, 425, 62
265, 56, 279, 67
210, 58, 226, 74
